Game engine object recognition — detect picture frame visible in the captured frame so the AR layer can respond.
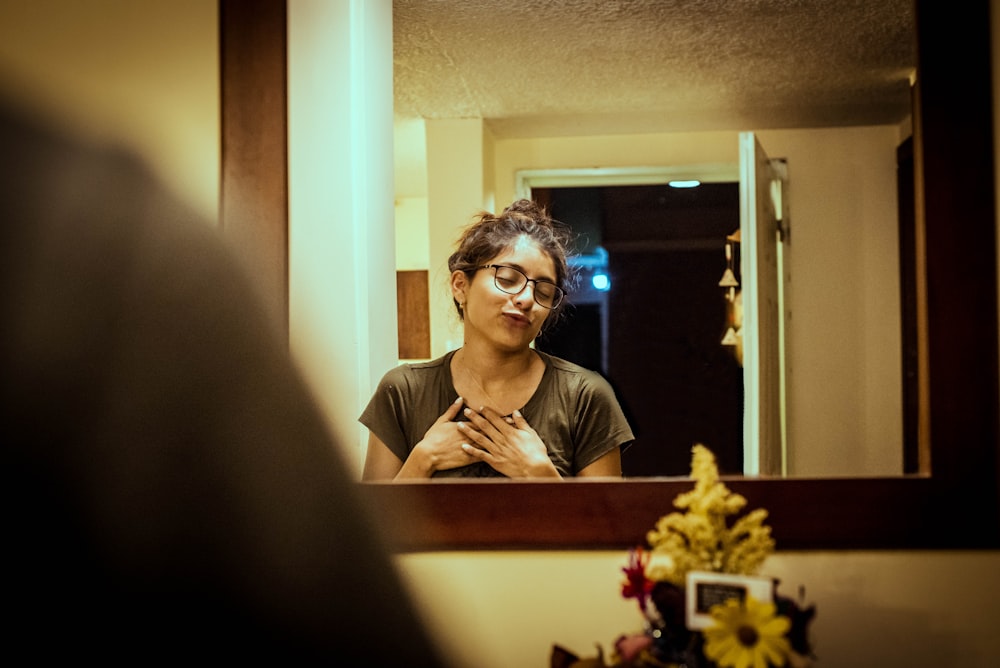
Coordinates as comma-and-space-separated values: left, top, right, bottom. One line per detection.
685, 571, 774, 630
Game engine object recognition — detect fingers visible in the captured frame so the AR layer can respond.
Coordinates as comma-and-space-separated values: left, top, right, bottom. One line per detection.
509, 409, 532, 430
435, 396, 465, 424
456, 405, 535, 454
462, 405, 509, 434
456, 414, 501, 457
457, 406, 516, 456
456, 419, 489, 448
456, 423, 494, 465
458, 408, 551, 477
460, 442, 491, 462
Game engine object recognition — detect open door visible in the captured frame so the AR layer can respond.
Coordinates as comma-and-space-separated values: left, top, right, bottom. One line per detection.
740, 132, 788, 476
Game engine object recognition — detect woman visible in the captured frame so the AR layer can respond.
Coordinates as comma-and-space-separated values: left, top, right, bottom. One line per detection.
360, 199, 633, 479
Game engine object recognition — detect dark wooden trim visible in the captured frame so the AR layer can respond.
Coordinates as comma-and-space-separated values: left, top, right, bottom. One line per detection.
396, 270, 431, 359
915, 0, 999, 539
219, 0, 289, 341
364, 476, 951, 551
896, 136, 919, 474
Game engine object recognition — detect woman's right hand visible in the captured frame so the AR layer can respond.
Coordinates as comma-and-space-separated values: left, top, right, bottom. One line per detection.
397, 397, 480, 477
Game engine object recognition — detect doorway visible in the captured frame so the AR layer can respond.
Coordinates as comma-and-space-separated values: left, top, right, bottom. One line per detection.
533, 183, 744, 476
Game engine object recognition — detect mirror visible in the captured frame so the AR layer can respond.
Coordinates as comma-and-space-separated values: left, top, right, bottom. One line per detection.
220, 0, 998, 550
373, 0, 997, 550
391, 1, 916, 479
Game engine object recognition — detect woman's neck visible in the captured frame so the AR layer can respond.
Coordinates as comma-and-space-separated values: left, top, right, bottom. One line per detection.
452, 343, 543, 416
457, 341, 535, 385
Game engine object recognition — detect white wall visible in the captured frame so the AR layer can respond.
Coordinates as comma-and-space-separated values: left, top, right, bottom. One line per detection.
286, 0, 396, 471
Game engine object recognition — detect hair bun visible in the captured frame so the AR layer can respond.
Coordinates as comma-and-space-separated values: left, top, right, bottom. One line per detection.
502, 198, 544, 218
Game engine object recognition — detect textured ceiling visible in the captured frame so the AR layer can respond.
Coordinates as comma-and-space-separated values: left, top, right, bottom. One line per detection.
393, 0, 916, 138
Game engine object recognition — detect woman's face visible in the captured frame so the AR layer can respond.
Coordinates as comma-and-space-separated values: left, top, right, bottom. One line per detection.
453, 235, 557, 352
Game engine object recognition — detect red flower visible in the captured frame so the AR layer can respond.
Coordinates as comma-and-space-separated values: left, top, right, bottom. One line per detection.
620, 547, 655, 614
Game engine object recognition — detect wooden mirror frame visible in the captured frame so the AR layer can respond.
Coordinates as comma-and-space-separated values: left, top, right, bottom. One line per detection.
220, 0, 999, 551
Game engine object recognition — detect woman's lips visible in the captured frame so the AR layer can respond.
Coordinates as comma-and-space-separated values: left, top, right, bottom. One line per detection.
502, 311, 531, 327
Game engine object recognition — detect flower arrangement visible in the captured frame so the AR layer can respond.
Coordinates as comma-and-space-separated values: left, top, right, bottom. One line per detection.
617, 445, 815, 668
551, 445, 816, 668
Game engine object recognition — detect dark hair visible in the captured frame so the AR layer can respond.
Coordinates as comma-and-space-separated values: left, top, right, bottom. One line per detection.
447, 199, 575, 323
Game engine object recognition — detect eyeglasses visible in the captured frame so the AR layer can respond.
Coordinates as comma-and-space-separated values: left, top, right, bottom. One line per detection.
479, 264, 565, 309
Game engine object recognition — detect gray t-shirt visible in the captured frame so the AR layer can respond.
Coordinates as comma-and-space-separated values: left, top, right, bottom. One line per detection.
359, 350, 634, 478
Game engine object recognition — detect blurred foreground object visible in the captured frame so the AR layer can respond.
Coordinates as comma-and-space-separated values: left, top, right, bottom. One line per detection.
0, 94, 448, 666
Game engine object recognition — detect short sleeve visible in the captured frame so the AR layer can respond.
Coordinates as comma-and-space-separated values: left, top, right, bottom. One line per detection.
359, 365, 413, 462
359, 355, 457, 464
571, 370, 635, 471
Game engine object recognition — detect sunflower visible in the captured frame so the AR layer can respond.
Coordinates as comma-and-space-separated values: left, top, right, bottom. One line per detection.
703, 596, 791, 668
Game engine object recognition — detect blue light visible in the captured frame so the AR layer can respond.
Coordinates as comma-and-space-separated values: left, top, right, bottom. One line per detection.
592, 273, 611, 291
668, 179, 701, 188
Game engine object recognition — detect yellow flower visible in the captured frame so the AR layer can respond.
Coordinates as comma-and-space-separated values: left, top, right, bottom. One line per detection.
703, 596, 791, 668
645, 445, 774, 585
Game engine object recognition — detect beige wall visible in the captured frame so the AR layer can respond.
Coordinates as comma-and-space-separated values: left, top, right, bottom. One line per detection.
755, 126, 903, 476
424, 118, 493, 353
399, 549, 1000, 668
0, 0, 219, 221
2, 3, 998, 667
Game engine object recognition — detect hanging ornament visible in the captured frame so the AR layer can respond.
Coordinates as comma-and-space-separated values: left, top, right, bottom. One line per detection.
719, 242, 739, 288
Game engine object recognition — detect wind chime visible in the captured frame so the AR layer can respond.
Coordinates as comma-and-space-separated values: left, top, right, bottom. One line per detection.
719, 230, 741, 355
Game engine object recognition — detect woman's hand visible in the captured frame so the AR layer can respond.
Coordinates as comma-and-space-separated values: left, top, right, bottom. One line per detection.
397, 397, 480, 478
457, 407, 561, 478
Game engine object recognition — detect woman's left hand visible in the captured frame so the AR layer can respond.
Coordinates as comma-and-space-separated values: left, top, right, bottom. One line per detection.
457, 407, 561, 478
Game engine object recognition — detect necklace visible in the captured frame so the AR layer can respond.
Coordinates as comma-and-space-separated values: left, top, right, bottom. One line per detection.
457, 349, 517, 416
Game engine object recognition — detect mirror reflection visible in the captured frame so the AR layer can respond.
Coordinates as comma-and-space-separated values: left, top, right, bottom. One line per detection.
362, 200, 634, 479
388, 0, 917, 478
